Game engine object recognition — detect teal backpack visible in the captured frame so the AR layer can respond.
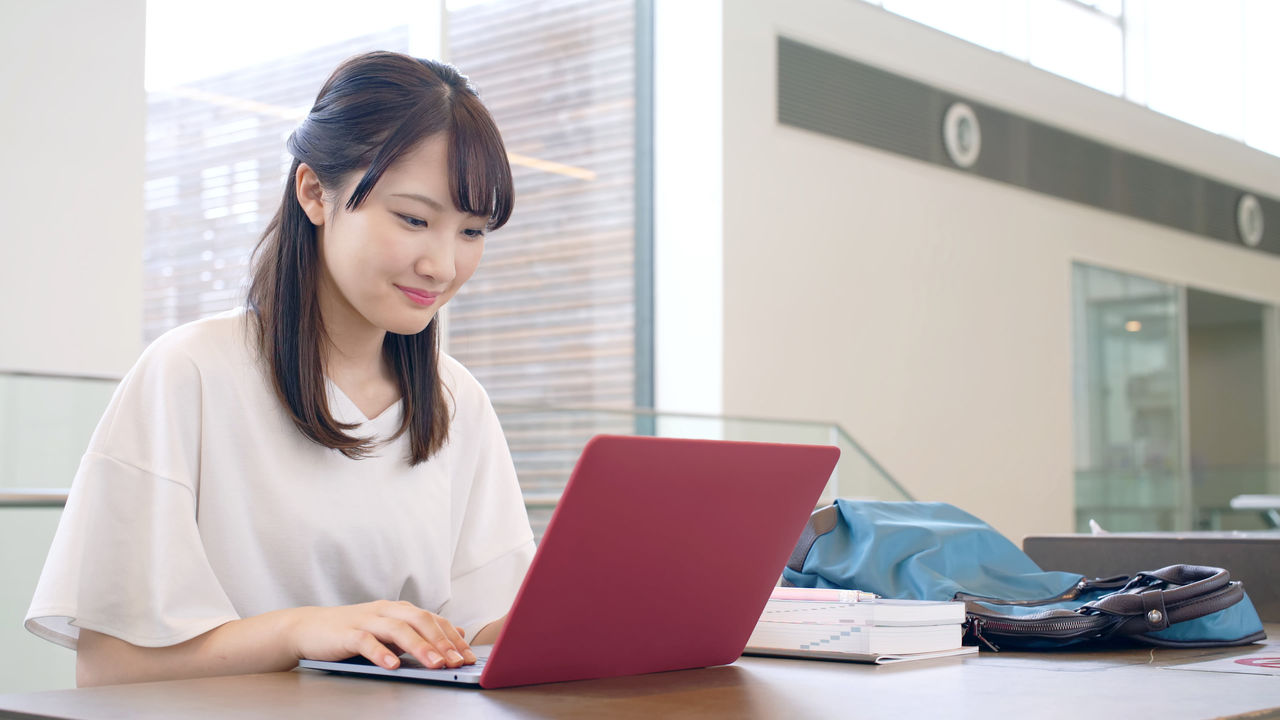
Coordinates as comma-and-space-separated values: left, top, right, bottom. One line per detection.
781, 500, 1266, 651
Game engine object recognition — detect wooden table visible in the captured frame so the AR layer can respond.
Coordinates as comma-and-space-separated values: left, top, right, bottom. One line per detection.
2, 627, 1279, 719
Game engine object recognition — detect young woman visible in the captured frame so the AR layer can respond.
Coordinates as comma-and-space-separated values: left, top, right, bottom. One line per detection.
25, 52, 534, 687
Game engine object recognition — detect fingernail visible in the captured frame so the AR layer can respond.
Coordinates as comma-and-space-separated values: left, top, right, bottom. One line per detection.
447, 649, 464, 665
463, 649, 477, 663
383, 654, 398, 668
427, 651, 444, 667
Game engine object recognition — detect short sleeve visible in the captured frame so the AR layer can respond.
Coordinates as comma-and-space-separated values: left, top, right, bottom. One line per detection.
25, 336, 239, 649
435, 361, 535, 637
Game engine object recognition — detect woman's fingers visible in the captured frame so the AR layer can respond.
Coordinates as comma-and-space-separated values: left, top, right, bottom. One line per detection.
361, 617, 436, 668
292, 602, 477, 670
444, 623, 477, 665
350, 629, 400, 670
368, 605, 474, 668
424, 617, 474, 666
453, 628, 476, 663
419, 614, 474, 664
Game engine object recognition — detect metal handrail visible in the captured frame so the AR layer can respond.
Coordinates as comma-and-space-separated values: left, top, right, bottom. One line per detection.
0, 490, 70, 507
493, 403, 912, 501
0, 374, 912, 509
0, 489, 555, 511
0, 369, 122, 383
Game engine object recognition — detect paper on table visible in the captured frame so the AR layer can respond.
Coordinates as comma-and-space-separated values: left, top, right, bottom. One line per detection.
744, 645, 978, 665
1163, 654, 1280, 677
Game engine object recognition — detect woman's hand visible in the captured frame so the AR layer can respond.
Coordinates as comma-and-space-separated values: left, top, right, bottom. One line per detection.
288, 600, 477, 670
76, 600, 477, 687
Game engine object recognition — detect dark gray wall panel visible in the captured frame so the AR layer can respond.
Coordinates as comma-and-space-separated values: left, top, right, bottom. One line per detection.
777, 36, 1278, 256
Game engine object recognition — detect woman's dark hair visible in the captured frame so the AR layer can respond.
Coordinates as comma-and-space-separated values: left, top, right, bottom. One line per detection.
247, 51, 513, 465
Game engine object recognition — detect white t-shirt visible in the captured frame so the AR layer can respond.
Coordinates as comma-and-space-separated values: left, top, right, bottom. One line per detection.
25, 308, 535, 650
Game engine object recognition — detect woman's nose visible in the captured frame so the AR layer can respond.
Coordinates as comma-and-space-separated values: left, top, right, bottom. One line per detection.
414, 235, 457, 286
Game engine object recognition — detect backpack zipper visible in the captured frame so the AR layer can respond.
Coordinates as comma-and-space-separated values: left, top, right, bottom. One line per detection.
965, 611, 1109, 652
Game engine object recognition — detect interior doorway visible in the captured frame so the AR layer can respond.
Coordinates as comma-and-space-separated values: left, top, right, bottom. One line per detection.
1186, 288, 1275, 529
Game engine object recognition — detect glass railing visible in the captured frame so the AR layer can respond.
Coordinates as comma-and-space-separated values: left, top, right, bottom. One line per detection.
1076, 464, 1280, 533
0, 372, 118, 692
494, 405, 913, 539
1191, 465, 1280, 531
0, 374, 912, 513
0, 372, 119, 496
1074, 468, 1185, 532
0, 373, 911, 512
0, 370, 909, 693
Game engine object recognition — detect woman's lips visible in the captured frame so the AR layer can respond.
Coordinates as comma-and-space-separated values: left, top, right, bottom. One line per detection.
397, 285, 440, 306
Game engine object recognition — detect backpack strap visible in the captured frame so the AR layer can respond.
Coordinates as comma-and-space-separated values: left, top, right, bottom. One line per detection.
1083, 565, 1243, 633
786, 504, 840, 574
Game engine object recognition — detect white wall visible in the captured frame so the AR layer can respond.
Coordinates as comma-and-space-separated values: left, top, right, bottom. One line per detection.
0, 0, 146, 692
707, 0, 1280, 542
0, 0, 145, 377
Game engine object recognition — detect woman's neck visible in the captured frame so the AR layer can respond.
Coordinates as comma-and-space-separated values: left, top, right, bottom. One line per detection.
316, 277, 392, 386
320, 308, 400, 419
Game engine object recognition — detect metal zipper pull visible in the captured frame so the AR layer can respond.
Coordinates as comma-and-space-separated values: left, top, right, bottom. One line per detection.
967, 616, 1001, 652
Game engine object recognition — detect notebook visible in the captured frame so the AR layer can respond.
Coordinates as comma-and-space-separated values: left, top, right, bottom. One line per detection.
743, 587, 975, 664
299, 434, 840, 688
754, 591, 967, 626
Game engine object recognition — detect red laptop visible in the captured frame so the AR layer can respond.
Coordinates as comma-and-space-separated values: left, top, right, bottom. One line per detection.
300, 434, 840, 688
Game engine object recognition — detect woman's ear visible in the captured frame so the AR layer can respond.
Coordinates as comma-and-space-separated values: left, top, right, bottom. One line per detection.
294, 163, 327, 226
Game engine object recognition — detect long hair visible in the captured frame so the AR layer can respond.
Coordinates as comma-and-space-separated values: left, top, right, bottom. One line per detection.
247, 52, 514, 465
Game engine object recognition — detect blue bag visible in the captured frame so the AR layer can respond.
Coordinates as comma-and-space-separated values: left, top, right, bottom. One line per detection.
781, 500, 1267, 651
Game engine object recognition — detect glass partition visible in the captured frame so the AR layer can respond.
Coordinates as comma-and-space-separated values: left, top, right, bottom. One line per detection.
0, 373, 908, 526
0, 373, 118, 493
496, 405, 912, 539
0, 372, 117, 692
0, 371, 908, 692
1072, 263, 1188, 531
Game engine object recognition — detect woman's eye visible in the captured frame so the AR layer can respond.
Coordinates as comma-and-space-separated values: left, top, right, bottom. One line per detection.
463, 228, 487, 240
399, 214, 427, 229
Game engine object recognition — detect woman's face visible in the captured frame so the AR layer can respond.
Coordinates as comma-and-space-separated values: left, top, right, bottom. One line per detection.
305, 133, 489, 341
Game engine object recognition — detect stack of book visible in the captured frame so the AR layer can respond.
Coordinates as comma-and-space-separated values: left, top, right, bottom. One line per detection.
744, 587, 977, 664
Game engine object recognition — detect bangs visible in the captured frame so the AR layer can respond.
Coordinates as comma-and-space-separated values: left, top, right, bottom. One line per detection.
339, 71, 512, 229
448, 95, 514, 230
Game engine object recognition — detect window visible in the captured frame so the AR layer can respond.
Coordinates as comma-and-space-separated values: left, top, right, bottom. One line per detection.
144, 0, 647, 534
144, 10, 411, 340
864, 0, 1280, 158
444, 0, 638, 409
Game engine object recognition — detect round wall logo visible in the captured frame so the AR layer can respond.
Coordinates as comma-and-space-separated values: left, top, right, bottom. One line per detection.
943, 102, 981, 169
1237, 193, 1264, 248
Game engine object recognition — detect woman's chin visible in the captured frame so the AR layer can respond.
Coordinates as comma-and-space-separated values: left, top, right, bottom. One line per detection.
383, 313, 437, 337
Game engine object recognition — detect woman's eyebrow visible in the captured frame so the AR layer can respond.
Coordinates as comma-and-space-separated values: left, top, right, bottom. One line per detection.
390, 192, 445, 212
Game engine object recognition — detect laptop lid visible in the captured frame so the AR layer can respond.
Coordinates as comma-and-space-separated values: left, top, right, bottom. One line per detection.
478, 434, 839, 688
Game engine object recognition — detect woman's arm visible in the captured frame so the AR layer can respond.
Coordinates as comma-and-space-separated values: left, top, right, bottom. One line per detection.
469, 613, 508, 646
76, 601, 477, 687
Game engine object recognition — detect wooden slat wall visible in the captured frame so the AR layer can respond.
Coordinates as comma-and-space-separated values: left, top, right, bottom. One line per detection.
143, 30, 412, 342
143, 4, 638, 539
448, 0, 638, 538
446, 0, 636, 410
